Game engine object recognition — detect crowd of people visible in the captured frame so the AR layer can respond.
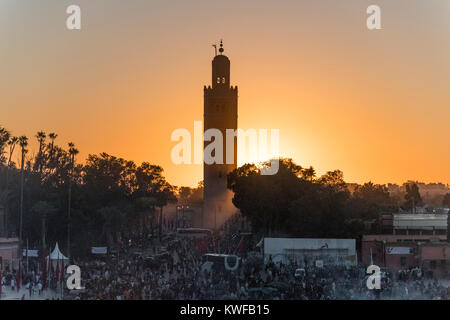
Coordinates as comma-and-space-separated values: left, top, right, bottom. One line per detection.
67, 215, 450, 300
1, 214, 449, 300
1, 263, 58, 299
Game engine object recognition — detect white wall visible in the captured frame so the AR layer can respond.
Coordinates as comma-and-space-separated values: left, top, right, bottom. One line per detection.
264, 238, 356, 256
393, 214, 448, 229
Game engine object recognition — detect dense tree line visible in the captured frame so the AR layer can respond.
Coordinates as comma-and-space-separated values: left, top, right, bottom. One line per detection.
227, 159, 398, 238
0, 127, 176, 257
178, 182, 204, 206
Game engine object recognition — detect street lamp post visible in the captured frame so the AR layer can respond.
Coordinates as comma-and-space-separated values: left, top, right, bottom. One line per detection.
182, 206, 185, 228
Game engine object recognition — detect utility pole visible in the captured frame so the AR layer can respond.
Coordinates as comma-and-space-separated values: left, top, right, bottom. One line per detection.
26, 239, 29, 273
182, 206, 185, 228
19, 150, 25, 243
67, 170, 72, 259
67, 143, 78, 260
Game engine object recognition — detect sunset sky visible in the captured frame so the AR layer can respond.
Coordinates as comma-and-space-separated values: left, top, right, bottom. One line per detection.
1, 0, 449, 187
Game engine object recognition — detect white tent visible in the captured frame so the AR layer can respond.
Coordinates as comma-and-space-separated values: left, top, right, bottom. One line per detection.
46, 242, 69, 268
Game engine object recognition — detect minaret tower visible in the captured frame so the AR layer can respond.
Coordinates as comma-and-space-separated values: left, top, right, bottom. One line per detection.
203, 40, 238, 229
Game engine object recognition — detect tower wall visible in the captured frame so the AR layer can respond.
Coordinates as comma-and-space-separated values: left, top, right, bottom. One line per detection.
203, 51, 238, 229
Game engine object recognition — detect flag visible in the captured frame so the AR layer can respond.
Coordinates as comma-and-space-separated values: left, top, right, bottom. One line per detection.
196, 238, 208, 255
203, 238, 208, 253
48, 252, 52, 286
55, 257, 60, 283
236, 237, 245, 254
196, 239, 202, 255
60, 257, 65, 284
17, 261, 21, 292
42, 254, 47, 289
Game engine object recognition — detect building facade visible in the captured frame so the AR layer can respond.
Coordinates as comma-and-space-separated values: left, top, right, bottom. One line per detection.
419, 243, 450, 278
362, 213, 449, 276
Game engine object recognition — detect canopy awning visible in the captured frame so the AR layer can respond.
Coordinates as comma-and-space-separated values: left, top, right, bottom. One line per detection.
46, 242, 69, 261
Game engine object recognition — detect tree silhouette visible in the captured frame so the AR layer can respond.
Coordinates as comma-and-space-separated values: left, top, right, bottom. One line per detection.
404, 183, 423, 213
442, 193, 450, 208
0, 126, 10, 165
34, 131, 46, 174
301, 166, 316, 182
3, 136, 18, 236
67, 142, 79, 257
18, 135, 28, 242
31, 200, 57, 250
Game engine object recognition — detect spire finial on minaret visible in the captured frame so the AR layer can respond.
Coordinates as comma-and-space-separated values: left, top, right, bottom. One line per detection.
219, 39, 224, 54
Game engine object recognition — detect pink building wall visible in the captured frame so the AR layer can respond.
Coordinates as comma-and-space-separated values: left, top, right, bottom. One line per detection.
420, 244, 450, 277
362, 234, 450, 277
0, 237, 20, 271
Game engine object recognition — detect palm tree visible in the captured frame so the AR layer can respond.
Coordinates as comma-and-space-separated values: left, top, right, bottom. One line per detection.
48, 132, 57, 146
48, 132, 58, 169
18, 135, 28, 242
4, 136, 18, 236
34, 131, 46, 174
7, 137, 18, 166
0, 126, 10, 164
0, 127, 11, 236
31, 201, 56, 253
67, 142, 79, 258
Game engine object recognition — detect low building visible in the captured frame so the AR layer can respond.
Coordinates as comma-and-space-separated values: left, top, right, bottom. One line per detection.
362, 235, 421, 270
392, 213, 448, 237
264, 238, 357, 267
362, 213, 448, 275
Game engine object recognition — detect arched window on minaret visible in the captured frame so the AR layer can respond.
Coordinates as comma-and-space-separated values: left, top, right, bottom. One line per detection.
211, 40, 230, 89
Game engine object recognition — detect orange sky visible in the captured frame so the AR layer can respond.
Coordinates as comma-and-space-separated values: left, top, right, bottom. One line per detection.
1, 0, 449, 187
